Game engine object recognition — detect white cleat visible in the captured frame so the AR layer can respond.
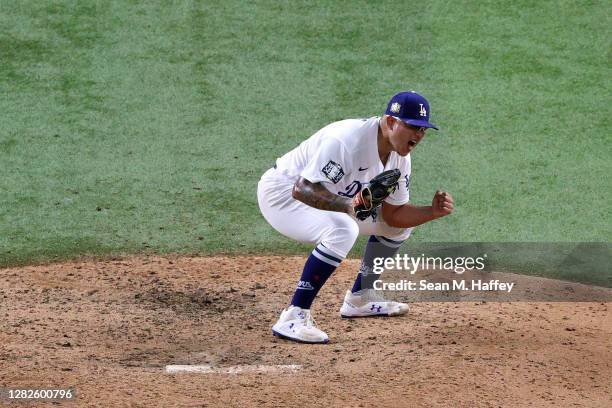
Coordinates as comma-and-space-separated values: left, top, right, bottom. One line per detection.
272, 305, 329, 344
340, 289, 410, 318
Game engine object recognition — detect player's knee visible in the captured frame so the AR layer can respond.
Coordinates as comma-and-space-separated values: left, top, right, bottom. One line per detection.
387, 226, 413, 242
320, 216, 359, 258
377, 226, 413, 243
337, 217, 360, 243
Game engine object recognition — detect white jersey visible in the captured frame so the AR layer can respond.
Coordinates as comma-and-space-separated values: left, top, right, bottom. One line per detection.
274, 117, 411, 206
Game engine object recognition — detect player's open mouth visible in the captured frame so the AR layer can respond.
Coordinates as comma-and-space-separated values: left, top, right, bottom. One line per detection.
408, 140, 417, 147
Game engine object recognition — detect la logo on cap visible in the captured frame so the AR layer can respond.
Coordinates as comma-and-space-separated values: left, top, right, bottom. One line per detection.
419, 103, 427, 117
390, 102, 401, 113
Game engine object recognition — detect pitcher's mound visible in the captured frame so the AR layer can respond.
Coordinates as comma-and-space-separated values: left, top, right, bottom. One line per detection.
1, 255, 610, 407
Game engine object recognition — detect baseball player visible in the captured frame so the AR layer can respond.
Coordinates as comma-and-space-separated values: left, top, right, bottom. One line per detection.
257, 91, 454, 343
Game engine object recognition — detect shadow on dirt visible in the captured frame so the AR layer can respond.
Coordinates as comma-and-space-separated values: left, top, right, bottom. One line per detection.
133, 287, 248, 314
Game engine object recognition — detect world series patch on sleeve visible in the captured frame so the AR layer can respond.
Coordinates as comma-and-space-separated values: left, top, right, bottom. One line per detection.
321, 160, 345, 184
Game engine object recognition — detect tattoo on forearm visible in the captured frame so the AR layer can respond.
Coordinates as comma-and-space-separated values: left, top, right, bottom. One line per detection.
293, 178, 352, 214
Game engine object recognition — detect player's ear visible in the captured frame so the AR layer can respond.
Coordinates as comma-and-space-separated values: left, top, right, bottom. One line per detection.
384, 115, 396, 130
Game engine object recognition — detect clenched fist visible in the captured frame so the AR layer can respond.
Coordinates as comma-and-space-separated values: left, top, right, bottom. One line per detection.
432, 190, 454, 218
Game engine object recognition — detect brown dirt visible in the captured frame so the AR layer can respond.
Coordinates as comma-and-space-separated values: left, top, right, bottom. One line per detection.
1, 255, 611, 407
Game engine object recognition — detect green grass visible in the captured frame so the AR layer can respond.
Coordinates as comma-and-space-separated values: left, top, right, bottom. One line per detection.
1, 1, 610, 274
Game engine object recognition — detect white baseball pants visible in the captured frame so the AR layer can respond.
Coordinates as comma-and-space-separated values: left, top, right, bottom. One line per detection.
257, 168, 412, 259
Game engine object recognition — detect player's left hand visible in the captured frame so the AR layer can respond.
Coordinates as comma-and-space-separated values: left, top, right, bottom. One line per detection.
432, 190, 454, 218
353, 169, 401, 220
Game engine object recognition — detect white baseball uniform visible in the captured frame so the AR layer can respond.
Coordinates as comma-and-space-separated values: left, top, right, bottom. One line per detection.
257, 117, 413, 260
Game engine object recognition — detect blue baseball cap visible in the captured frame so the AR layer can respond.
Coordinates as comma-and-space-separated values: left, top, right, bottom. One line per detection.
385, 91, 439, 130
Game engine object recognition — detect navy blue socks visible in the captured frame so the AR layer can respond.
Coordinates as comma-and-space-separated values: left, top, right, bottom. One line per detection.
289, 236, 406, 309
352, 235, 404, 293
290, 243, 342, 310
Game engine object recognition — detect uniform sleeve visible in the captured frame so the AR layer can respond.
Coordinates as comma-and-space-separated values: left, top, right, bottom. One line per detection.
384, 156, 411, 206
300, 137, 353, 185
